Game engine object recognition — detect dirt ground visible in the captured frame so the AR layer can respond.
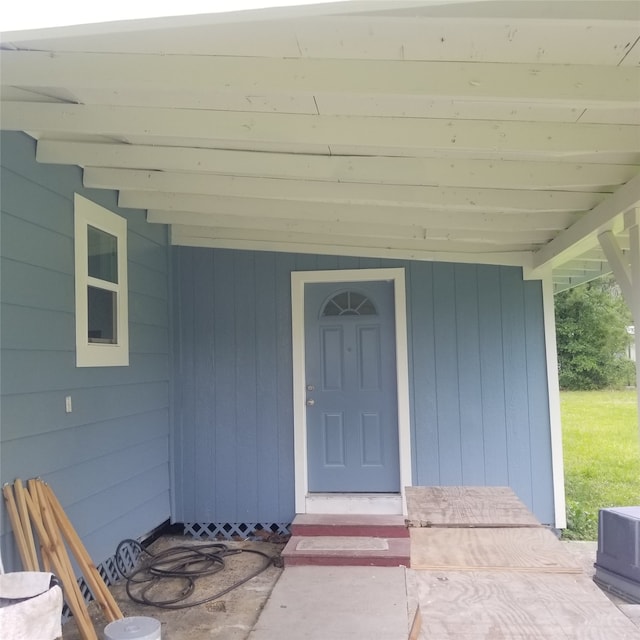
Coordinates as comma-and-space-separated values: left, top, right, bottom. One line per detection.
62, 536, 285, 640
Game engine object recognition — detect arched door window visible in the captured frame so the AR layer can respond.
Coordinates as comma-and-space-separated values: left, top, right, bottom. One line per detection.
321, 290, 377, 317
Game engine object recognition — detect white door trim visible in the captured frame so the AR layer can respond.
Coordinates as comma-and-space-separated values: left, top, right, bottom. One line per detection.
291, 268, 411, 515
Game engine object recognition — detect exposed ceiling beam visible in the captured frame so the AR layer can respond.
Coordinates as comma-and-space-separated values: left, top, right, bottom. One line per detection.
18, 88, 638, 125
170, 224, 535, 267
4, 17, 638, 64
0, 1, 444, 42
118, 189, 589, 219
554, 276, 612, 293
314, 96, 640, 125
5, 102, 639, 157
146, 209, 555, 244
530, 172, 640, 273
87, 169, 603, 213
552, 260, 614, 291
170, 225, 540, 252
553, 260, 609, 275
41, 141, 637, 188
578, 247, 631, 262
2, 51, 638, 107
147, 206, 577, 232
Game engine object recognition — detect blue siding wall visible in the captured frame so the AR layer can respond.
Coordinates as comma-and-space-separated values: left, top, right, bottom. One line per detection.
172, 249, 555, 526
0, 132, 171, 572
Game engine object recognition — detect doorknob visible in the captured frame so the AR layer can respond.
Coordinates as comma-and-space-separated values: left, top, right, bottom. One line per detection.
306, 398, 315, 406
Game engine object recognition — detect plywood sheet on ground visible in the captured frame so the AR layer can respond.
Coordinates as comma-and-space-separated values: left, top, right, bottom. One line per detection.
405, 486, 540, 528
410, 527, 582, 573
408, 570, 640, 639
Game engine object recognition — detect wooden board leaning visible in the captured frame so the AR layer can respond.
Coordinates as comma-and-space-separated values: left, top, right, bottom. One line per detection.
2, 477, 124, 640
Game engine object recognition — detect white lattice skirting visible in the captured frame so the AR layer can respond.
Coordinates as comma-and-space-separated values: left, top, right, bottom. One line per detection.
183, 522, 290, 539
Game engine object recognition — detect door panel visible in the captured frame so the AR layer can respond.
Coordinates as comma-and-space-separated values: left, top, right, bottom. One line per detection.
321, 327, 343, 390
358, 326, 381, 390
305, 280, 400, 492
323, 412, 345, 466
361, 413, 383, 465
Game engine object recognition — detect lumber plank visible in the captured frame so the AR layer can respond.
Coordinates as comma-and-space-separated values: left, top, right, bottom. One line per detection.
41, 481, 123, 622
405, 486, 540, 528
410, 570, 640, 639
410, 527, 582, 573
408, 605, 422, 640
26, 479, 52, 572
32, 481, 94, 636
13, 479, 40, 571
25, 480, 97, 640
2, 483, 36, 571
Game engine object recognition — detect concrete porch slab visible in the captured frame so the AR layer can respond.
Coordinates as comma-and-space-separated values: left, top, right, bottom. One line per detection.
247, 566, 410, 640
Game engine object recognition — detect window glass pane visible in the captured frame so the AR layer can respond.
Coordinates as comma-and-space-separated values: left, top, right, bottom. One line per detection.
321, 291, 377, 317
88, 286, 117, 344
354, 297, 376, 315
88, 225, 118, 283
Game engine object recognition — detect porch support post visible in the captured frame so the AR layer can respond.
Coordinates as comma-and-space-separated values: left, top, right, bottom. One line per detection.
598, 209, 640, 444
626, 210, 640, 445
541, 271, 567, 529
598, 230, 634, 307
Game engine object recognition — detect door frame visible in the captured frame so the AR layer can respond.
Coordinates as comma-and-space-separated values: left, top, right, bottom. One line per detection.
291, 268, 411, 515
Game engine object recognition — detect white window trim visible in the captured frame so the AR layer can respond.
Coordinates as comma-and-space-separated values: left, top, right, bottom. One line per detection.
74, 194, 129, 367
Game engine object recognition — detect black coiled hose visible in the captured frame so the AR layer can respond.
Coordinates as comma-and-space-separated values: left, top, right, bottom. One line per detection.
114, 539, 275, 610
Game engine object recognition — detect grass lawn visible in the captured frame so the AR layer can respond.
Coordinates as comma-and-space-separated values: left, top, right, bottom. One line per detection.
561, 389, 640, 540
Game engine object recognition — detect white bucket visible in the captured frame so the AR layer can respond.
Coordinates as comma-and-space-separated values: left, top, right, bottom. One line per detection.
104, 616, 161, 640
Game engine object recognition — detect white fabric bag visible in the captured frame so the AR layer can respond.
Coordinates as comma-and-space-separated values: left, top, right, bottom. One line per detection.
0, 572, 63, 640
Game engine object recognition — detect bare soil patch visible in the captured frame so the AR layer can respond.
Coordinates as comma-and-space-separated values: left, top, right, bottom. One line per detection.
62, 536, 285, 640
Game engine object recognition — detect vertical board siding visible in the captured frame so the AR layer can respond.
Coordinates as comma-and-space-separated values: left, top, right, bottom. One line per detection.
433, 263, 462, 485
0, 132, 171, 572
477, 266, 510, 487
173, 248, 555, 526
255, 253, 280, 522
410, 262, 440, 486
274, 253, 296, 518
213, 250, 239, 521
524, 282, 555, 520
455, 264, 485, 486
500, 267, 535, 509
235, 251, 259, 522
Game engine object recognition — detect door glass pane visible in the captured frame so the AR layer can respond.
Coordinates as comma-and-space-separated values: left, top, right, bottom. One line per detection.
88, 286, 117, 344
88, 225, 118, 283
322, 291, 377, 316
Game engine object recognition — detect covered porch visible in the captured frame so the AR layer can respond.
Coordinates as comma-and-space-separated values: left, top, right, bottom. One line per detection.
1, 0, 639, 593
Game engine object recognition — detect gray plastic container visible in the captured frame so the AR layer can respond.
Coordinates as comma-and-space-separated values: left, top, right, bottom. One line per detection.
594, 506, 640, 603
104, 616, 161, 640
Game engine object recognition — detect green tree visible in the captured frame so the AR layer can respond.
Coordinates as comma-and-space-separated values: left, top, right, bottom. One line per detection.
555, 277, 634, 390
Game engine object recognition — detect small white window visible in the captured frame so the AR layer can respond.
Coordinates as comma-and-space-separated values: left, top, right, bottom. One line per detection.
74, 194, 129, 367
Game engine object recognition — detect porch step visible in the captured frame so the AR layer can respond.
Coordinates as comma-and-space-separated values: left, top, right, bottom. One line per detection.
291, 513, 409, 538
283, 514, 410, 567
282, 535, 411, 567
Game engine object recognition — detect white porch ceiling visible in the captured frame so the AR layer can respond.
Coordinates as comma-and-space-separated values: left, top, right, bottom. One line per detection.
1, 0, 639, 291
